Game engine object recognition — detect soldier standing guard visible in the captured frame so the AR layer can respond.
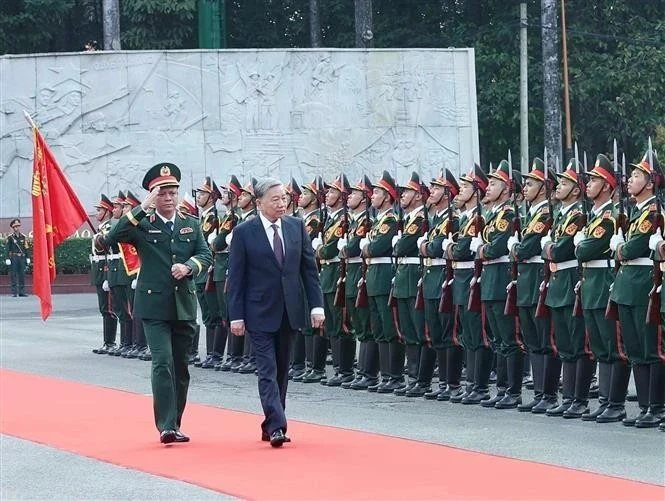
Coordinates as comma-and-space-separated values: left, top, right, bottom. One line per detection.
360, 171, 400, 392
610, 150, 664, 428
391, 172, 428, 396
340, 175, 376, 389
473, 160, 525, 409
5, 218, 30, 297
193, 177, 222, 366
445, 164, 490, 403
649, 210, 665, 432
541, 159, 593, 418
508, 158, 556, 412
292, 177, 324, 382
90, 195, 117, 354
96, 162, 212, 444
418, 170, 460, 399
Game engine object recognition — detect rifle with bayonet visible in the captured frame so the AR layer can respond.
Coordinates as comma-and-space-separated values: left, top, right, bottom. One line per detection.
572, 144, 588, 318
387, 185, 403, 308
504, 150, 521, 316
439, 183, 456, 313
334, 174, 349, 308
646, 138, 663, 325
605, 140, 625, 320
467, 172, 484, 313
355, 205, 372, 309
535, 148, 554, 318
415, 182, 429, 311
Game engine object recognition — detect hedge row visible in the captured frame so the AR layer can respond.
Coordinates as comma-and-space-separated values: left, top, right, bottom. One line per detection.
1, 238, 92, 275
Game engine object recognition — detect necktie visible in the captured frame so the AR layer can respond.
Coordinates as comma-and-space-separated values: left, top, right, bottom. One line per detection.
166, 221, 174, 233
271, 224, 284, 265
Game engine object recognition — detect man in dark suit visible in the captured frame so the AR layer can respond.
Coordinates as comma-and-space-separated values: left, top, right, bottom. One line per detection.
228, 177, 324, 447
96, 162, 212, 445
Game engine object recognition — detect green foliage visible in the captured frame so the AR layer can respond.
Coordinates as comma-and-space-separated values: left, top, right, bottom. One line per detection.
0, 238, 91, 275
121, 0, 197, 50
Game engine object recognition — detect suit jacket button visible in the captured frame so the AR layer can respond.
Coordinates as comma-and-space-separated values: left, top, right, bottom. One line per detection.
175, 286, 178, 291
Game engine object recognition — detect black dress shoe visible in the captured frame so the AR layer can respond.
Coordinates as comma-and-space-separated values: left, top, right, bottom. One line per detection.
139, 349, 152, 361
174, 431, 190, 442
160, 430, 176, 444
269, 429, 288, 448
517, 397, 541, 412
450, 388, 471, 403
376, 378, 406, 394
326, 374, 354, 387
546, 399, 573, 417
406, 383, 431, 397
439, 386, 463, 402
481, 392, 505, 408
595, 405, 626, 423
531, 396, 558, 414
563, 401, 589, 419
393, 381, 416, 396
239, 362, 257, 374
342, 375, 363, 389
350, 377, 378, 390
18, 293, 28, 297
262, 430, 291, 442
623, 408, 648, 427
462, 390, 490, 405
495, 394, 521, 409
635, 408, 665, 428
302, 369, 326, 383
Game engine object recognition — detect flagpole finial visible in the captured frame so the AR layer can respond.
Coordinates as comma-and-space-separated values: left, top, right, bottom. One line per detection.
23, 110, 37, 130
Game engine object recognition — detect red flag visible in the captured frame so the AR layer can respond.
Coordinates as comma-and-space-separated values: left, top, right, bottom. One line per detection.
31, 127, 89, 320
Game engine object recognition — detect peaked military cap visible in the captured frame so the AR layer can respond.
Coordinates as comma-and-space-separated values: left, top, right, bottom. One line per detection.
285, 177, 302, 197
223, 174, 242, 198
460, 163, 489, 193
330, 173, 351, 194
178, 192, 198, 217
241, 177, 257, 198
301, 175, 323, 196
420, 182, 430, 203
631, 149, 662, 187
9, 218, 21, 228
198, 176, 222, 200
557, 158, 584, 188
123, 190, 141, 208
95, 194, 114, 212
352, 174, 374, 198
400, 171, 422, 192
142, 162, 181, 190
431, 168, 460, 198
525, 157, 557, 185
375, 170, 398, 201
112, 191, 125, 205
587, 154, 617, 189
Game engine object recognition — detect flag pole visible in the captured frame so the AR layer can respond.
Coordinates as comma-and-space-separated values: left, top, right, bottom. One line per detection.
23, 110, 97, 233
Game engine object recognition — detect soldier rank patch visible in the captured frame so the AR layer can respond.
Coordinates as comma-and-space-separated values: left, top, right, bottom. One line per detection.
496, 219, 509, 232
532, 222, 546, 234
406, 223, 418, 235
222, 220, 233, 230
379, 223, 390, 234
638, 219, 653, 233
592, 226, 606, 238
180, 227, 193, 234
202, 221, 212, 232
334, 226, 344, 238
356, 225, 367, 237
565, 223, 578, 236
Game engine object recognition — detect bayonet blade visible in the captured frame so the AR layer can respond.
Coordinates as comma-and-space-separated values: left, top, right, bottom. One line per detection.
613, 139, 618, 172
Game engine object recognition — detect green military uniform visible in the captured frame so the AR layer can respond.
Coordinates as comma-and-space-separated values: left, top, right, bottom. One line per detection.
448, 164, 491, 403
5, 220, 30, 297
611, 150, 664, 428
90, 196, 117, 354
417, 169, 461, 399
101, 163, 212, 438
542, 161, 593, 418
512, 158, 557, 412
363, 171, 399, 392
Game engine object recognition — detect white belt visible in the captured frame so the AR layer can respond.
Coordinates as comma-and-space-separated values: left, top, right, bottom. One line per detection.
106, 253, 121, 260
347, 257, 363, 264
90, 255, 106, 262
550, 260, 578, 272
484, 256, 510, 265
398, 257, 421, 265
622, 257, 652, 266
452, 261, 475, 270
523, 256, 544, 264
425, 258, 446, 267
367, 257, 393, 265
320, 257, 341, 265
583, 259, 615, 269
215, 250, 229, 254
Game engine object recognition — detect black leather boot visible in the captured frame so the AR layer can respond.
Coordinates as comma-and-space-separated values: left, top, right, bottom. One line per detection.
496, 352, 524, 409
462, 348, 492, 404
547, 360, 576, 417
395, 345, 422, 395
369, 342, 391, 392
635, 363, 665, 428
583, 361, 611, 421
482, 353, 506, 407
533, 354, 561, 413
519, 353, 544, 412
407, 346, 436, 397
350, 341, 379, 389
302, 335, 328, 383
451, 349, 475, 403
441, 345, 464, 399
327, 336, 356, 386
597, 361, 631, 423
624, 364, 650, 426
563, 356, 594, 418
425, 350, 447, 399
377, 341, 406, 393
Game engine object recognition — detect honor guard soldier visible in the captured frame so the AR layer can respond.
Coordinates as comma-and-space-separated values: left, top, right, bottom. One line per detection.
120, 191, 148, 360
390, 172, 428, 396
107, 191, 135, 356
445, 164, 490, 403
178, 193, 198, 217
292, 177, 325, 382
508, 158, 556, 412
5, 218, 30, 297
312, 174, 355, 386
193, 177, 222, 366
285, 178, 302, 217
232, 179, 259, 374
96, 162, 212, 444
207, 175, 242, 370
610, 149, 664, 428
473, 160, 525, 409
340, 175, 377, 390
359, 171, 400, 393
91, 195, 117, 354
649, 208, 665, 432
541, 159, 593, 418
418, 170, 460, 399
573, 154, 628, 423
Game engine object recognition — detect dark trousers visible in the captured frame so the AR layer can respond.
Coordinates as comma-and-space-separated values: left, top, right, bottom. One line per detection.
143, 319, 196, 432
250, 310, 295, 435
9, 256, 26, 295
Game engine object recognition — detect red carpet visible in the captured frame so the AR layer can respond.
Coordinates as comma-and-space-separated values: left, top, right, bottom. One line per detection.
0, 369, 662, 500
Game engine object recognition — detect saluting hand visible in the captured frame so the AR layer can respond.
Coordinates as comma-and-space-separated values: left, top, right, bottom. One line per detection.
141, 186, 161, 211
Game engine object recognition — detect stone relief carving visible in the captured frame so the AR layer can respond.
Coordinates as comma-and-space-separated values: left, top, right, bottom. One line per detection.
0, 49, 478, 217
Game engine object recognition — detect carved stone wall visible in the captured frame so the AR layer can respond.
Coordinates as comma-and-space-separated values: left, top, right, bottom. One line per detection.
1, 49, 479, 217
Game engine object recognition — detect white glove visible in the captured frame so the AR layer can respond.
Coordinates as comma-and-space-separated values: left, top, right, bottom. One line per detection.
540, 234, 552, 250
207, 230, 218, 245
573, 231, 585, 247
336, 237, 348, 251
441, 238, 452, 253
26, 258, 30, 265
609, 229, 624, 252
102, 280, 109, 292
507, 232, 519, 251
225, 231, 233, 246
391, 235, 400, 248
359, 237, 369, 251
648, 228, 663, 251
574, 280, 581, 295
4, 259, 10, 266
416, 235, 427, 247
311, 236, 323, 250
131, 279, 137, 290
469, 236, 483, 254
